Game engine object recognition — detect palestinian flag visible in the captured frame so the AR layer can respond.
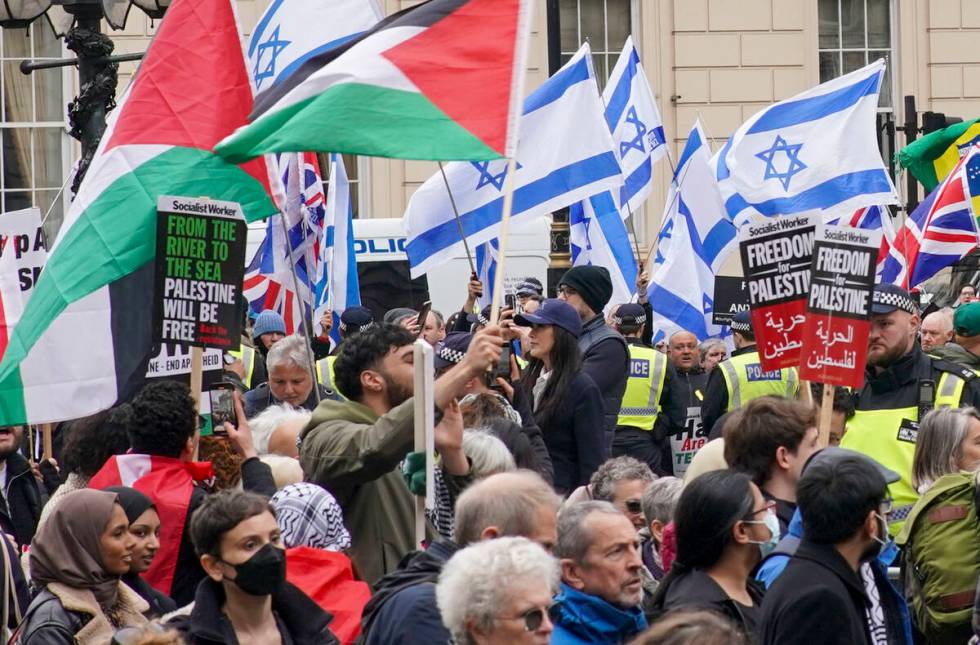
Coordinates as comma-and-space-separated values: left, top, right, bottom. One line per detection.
0, 0, 280, 425
216, 0, 532, 163
90, 454, 214, 597
897, 118, 980, 192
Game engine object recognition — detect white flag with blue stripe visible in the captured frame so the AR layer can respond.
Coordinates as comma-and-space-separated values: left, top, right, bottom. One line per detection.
712, 59, 898, 228
650, 121, 737, 340
314, 154, 361, 342
569, 193, 638, 312
604, 35, 667, 217
475, 240, 499, 309
404, 43, 623, 278
248, 0, 382, 93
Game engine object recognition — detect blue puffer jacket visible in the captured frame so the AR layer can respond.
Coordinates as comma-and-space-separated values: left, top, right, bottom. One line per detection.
551, 583, 647, 644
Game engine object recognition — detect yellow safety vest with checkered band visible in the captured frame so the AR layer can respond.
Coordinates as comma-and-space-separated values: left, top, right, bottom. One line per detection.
617, 345, 669, 431
718, 350, 799, 411
228, 346, 255, 388
315, 356, 346, 400
841, 371, 965, 535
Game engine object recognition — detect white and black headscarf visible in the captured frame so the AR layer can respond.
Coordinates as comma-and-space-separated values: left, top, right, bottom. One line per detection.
270, 483, 351, 552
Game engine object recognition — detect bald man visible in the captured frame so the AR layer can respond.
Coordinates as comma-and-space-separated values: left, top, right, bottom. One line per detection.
655, 331, 711, 477
920, 309, 953, 353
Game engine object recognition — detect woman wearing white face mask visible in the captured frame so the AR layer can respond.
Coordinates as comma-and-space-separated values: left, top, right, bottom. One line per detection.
911, 406, 980, 493
647, 470, 772, 642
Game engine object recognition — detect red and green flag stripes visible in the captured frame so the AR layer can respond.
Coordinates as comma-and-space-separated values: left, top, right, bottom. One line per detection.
216, 0, 532, 163
0, 0, 279, 425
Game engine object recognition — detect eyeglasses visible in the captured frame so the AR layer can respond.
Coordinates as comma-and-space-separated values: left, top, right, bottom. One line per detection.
749, 500, 777, 517
624, 499, 643, 514
558, 285, 578, 297
498, 602, 558, 632
880, 498, 893, 517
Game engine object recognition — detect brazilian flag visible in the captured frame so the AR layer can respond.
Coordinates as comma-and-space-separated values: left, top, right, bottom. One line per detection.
897, 118, 980, 192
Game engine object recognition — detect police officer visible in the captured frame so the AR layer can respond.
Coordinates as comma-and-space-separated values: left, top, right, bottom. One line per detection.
611, 304, 669, 473
841, 284, 980, 532
315, 306, 375, 399
700, 310, 799, 434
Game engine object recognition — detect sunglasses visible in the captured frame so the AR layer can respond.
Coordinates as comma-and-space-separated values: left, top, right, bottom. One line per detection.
500, 602, 558, 632
625, 499, 643, 514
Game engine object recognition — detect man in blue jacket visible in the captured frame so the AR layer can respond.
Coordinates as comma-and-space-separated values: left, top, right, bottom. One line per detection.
553, 501, 647, 644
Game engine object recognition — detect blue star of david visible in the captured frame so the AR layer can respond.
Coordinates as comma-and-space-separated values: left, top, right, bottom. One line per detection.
582, 218, 594, 252
620, 106, 647, 158
471, 160, 522, 191
755, 135, 807, 191
253, 25, 291, 88
702, 293, 713, 315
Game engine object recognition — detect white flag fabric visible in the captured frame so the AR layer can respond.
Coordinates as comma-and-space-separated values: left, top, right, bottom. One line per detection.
604, 35, 667, 217
713, 59, 899, 228
0, 208, 46, 361
247, 0, 383, 93
570, 192, 637, 312
404, 43, 623, 278
650, 121, 737, 340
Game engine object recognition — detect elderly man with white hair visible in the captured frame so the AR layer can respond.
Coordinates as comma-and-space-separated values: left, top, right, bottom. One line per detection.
244, 334, 336, 418
920, 308, 954, 352
436, 537, 559, 645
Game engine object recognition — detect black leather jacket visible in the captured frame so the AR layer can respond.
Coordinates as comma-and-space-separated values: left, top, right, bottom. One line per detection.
14, 590, 85, 645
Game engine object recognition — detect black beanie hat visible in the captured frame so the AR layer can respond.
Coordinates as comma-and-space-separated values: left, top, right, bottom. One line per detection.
559, 266, 613, 314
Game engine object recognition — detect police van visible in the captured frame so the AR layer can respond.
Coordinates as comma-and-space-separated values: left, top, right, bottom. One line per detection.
245, 217, 552, 318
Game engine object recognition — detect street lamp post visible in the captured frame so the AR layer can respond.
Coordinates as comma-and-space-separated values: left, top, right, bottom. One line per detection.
0, 0, 169, 192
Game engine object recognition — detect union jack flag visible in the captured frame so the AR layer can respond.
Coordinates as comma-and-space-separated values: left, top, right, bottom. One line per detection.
243, 152, 326, 333
823, 205, 896, 275
879, 146, 980, 289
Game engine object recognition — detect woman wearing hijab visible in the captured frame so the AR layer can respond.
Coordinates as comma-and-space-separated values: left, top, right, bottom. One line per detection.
15, 489, 149, 644
104, 487, 178, 618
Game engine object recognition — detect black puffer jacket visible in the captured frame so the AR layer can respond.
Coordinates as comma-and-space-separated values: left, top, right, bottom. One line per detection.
1, 452, 44, 549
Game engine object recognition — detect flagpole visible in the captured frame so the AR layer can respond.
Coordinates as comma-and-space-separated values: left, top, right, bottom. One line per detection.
489, 158, 518, 326
438, 161, 477, 275
282, 156, 321, 404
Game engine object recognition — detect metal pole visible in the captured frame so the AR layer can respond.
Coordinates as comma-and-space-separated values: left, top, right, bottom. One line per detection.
19, 51, 143, 73
438, 162, 476, 274
904, 95, 919, 214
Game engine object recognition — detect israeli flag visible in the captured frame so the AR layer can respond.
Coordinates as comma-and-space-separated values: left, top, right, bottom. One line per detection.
713, 59, 899, 227
475, 240, 499, 309
569, 193, 638, 313
605, 36, 667, 217
314, 154, 362, 342
248, 0, 382, 92
404, 43, 624, 278
650, 121, 737, 340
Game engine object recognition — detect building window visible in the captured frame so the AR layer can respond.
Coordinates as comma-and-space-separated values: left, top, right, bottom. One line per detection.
0, 23, 70, 224
818, 0, 894, 110
557, 0, 631, 84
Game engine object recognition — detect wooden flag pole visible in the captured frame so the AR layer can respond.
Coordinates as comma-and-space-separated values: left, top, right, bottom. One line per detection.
412, 340, 435, 546
800, 380, 813, 407
817, 383, 835, 448
488, 158, 519, 326
41, 423, 52, 462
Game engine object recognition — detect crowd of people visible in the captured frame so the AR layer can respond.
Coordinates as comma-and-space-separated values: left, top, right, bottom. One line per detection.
3, 270, 980, 643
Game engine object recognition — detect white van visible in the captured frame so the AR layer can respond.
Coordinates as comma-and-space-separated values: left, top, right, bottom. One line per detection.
245, 217, 552, 319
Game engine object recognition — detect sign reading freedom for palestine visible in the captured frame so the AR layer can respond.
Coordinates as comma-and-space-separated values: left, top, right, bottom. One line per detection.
738, 213, 816, 372
153, 196, 246, 349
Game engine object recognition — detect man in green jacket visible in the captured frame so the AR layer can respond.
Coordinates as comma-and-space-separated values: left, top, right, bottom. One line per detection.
298, 323, 503, 585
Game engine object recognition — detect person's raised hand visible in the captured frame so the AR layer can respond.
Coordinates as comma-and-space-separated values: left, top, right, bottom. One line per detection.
434, 399, 468, 476
461, 325, 503, 376
636, 268, 650, 304
468, 276, 484, 301
223, 391, 258, 460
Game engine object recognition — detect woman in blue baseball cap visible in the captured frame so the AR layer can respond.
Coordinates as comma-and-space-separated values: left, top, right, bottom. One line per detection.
515, 299, 606, 494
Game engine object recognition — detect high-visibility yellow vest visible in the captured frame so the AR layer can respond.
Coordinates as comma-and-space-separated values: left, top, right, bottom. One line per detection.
315, 356, 345, 400
718, 350, 799, 411
617, 345, 669, 431
228, 346, 255, 388
841, 371, 965, 535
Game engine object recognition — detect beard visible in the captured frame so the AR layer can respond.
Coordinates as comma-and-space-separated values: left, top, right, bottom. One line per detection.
867, 340, 910, 368
382, 374, 413, 409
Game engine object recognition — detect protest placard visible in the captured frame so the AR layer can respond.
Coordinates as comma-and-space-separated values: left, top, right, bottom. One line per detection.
799, 224, 881, 389
738, 213, 816, 371
153, 196, 247, 349
711, 276, 750, 326
0, 207, 46, 361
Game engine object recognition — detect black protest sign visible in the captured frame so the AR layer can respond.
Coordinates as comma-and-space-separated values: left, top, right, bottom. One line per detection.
153, 196, 246, 349
711, 276, 750, 325
737, 213, 817, 371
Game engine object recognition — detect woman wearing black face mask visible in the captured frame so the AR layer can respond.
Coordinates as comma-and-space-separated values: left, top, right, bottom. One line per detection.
167, 490, 338, 645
